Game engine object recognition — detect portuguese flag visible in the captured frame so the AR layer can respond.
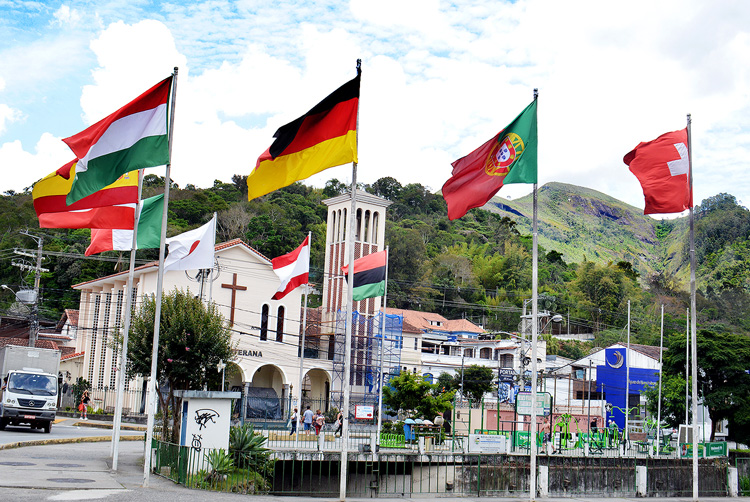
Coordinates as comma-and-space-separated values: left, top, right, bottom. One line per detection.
63, 76, 172, 204
249, 72, 360, 200
342, 249, 387, 301
442, 99, 537, 220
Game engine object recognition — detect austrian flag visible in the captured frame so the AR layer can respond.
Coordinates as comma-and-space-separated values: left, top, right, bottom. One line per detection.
624, 128, 692, 215
271, 236, 310, 300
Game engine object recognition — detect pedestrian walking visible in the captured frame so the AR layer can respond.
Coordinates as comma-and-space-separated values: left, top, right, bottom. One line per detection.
303, 405, 314, 434
290, 407, 299, 436
334, 411, 343, 436
79, 390, 90, 420
314, 409, 324, 435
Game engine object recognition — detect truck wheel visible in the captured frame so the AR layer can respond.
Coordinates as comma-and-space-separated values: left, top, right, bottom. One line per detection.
43, 422, 51, 434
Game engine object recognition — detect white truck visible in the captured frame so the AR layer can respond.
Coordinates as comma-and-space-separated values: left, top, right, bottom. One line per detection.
0, 345, 60, 433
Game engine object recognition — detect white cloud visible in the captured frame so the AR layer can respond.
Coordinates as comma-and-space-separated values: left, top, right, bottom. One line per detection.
0, 134, 72, 191
0, 104, 23, 136
52, 5, 82, 26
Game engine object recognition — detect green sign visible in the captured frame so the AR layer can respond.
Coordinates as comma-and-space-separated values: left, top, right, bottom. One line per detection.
679, 441, 727, 458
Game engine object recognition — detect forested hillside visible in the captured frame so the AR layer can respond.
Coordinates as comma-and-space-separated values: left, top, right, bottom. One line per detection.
2, 175, 749, 355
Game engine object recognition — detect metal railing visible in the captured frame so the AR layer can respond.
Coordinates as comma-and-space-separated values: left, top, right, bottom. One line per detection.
152, 438, 731, 498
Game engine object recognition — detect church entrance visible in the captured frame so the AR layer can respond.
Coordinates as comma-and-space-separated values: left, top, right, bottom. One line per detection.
301, 368, 331, 412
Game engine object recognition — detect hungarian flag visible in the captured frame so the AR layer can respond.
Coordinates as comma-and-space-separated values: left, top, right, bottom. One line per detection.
623, 128, 692, 214
442, 99, 537, 220
164, 215, 216, 271
32, 159, 138, 229
271, 235, 310, 300
248, 72, 360, 200
342, 249, 387, 301
63, 76, 172, 204
85, 194, 164, 256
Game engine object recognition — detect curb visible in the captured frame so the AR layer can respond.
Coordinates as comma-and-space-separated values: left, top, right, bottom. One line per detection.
73, 421, 147, 431
0, 434, 144, 451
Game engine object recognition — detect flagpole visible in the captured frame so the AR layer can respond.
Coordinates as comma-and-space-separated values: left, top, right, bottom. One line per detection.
656, 304, 664, 455
339, 58, 361, 502
143, 67, 178, 487
375, 247, 390, 452
111, 168, 145, 469
687, 113, 698, 501
529, 88, 539, 502
295, 231, 311, 451
685, 307, 689, 426
626, 299, 631, 446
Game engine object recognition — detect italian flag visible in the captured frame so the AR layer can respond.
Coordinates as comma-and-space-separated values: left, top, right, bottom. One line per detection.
64, 76, 172, 205
85, 194, 163, 256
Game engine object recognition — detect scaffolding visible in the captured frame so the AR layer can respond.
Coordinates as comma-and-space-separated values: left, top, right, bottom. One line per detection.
330, 309, 402, 413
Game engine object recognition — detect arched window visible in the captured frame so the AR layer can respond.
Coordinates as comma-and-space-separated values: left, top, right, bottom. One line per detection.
276, 306, 285, 342
260, 304, 269, 341
480, 348, 492, 359
422, 373, 434, 384
372, 212, 379, 244
364, 210, 371, 242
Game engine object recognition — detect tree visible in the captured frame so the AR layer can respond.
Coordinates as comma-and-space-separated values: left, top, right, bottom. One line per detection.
382, 371, 454, 419
456, 365, 495, 403
642, 373, 689, 429
657, 329, 750, 441
127, 289, 235, 442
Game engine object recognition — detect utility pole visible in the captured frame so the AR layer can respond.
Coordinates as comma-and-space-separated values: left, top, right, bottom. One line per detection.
15, 232, 47, 347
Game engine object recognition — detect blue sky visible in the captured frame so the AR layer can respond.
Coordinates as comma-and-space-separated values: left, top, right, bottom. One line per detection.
2, 0, 750, 214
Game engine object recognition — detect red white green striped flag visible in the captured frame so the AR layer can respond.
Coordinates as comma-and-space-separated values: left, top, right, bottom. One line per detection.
64, 76, 172, 205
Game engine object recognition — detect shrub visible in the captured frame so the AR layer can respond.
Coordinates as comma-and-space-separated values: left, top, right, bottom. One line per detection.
228, 424, 269, 471
204, 449, 234, 482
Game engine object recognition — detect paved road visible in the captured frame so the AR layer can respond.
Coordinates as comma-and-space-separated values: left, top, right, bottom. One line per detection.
0, 417, 143, 447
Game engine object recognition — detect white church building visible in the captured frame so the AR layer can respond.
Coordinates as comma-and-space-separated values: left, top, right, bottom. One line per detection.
71, 189, 392, 419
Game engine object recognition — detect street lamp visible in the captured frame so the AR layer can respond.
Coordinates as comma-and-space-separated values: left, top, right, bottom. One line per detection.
217, 359, 226, 392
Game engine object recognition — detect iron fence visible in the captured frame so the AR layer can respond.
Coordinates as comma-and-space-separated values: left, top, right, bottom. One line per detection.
151, 438, 731, 498
737, 457, 750, 496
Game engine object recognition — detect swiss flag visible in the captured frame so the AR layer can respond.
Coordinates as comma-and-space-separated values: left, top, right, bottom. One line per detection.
624, 128, 692, 215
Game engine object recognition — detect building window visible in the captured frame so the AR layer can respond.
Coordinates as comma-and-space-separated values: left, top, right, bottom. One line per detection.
479, 348, 492, 359
414, 338, 418, 350
276, 306, 285, 342
260, 304, 269, 341
423, 373, 434, 384
372, 212, 379, 244
464, 349, 474, 358
98, 293, 112, 388
88, 293, 100, 384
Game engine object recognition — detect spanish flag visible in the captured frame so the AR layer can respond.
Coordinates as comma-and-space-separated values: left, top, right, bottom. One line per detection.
248, 72, 360, 200
32, 159, 138, 229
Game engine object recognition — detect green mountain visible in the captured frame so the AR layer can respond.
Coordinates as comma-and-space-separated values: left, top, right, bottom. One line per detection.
482, 182, 688, 283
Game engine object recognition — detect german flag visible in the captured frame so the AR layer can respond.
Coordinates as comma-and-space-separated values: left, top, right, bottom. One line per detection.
32, 159, 138, 229
342, 249, 387, 301
248, 72, 360, 200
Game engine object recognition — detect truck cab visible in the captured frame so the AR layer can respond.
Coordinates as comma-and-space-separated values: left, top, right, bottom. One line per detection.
0, 369, 58, 432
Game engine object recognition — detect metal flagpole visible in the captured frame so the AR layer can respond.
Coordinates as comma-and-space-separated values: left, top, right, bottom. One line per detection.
686, 307, 689, 426
376, 247, 390, 451
687, 113, 699, 501
625, 300, 631, 446
295, 231, 311, 451
143, 67, 178, 487
339, 59, 361, 502
529, 88, 539, 502
111, 168, 145, 469
656, 304, 664, 455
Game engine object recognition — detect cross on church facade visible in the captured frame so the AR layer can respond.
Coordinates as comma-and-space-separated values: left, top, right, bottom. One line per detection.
221, 273, 247, 326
